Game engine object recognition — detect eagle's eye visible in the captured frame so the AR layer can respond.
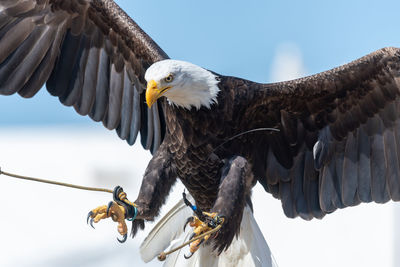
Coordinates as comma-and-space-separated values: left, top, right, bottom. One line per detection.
164, 74, 174, 83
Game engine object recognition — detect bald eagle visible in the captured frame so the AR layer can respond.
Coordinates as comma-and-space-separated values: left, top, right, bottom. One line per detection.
1, 0, 400, 265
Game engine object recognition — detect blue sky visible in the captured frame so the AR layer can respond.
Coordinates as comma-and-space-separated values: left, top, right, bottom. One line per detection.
0, 0, 400, 125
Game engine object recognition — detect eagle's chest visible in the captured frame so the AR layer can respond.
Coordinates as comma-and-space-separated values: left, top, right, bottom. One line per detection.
166, 108, 225, 209
169, 126, 222, 180
173, 144, 223, 209
165, 104, 224, 163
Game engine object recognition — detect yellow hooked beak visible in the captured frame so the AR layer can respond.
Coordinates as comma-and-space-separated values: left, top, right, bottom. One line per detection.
146, 80, 171, 108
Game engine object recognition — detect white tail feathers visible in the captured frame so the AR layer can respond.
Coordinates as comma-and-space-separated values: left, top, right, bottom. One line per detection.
140, 195, 278, 267
140, 197, 194, 263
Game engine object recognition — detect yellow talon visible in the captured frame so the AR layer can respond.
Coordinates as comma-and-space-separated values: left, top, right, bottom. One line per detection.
186, 212, 221, 257
86, 186, 138, 243
87, 202, 127, 237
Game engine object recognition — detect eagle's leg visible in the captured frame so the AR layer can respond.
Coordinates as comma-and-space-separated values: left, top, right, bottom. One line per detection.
211, 156, 254, 253
186, 156, 254, 255
86, 142, 176, 242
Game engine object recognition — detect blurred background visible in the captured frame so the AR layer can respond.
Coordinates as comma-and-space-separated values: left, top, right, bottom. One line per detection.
1, 0, 400, 266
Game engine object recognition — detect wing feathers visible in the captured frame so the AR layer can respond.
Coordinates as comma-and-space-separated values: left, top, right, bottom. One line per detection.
151, 102, 162, 154
74, 45, 100, 113
47, 30, 85, 97
0, 17, 33, 64
290, 153, 312, 220
11, 27, 55, 94
356, 126, 372, 202
341, 132, 359, 206
1, 1, 36, 17
68, 34, 91, 110
104, 63, 123, 129
0, 24, 52, 95
145, 104, 155, 150
266, 149, 290, 184
303, 152, 324, 218
383, 128, 400, 201
319, 159, 337, 213
18, 20, 67, 98
70, 8, 87, 35
127, 80, 141, 145
244, 48, 400, 219
89, 47, 110, 121
333, 141, 346, 208
0, 0, 168, 153
279, 181, 296, 218
370, 121, 390, 203
117, 67, 134, 140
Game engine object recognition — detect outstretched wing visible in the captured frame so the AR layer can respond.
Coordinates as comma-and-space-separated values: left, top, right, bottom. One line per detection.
0, 0, 168, 153
232, 47, 400, 219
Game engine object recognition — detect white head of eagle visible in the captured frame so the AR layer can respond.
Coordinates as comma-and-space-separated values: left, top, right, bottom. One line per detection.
144, 60, 220, 110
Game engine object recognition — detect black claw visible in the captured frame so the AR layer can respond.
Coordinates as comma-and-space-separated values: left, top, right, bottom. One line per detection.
107, 201, 114, 216
90, 218, 95, 229
117, 233, 127, 243
87, 211, 93, 225
184, 252, 193, 259
183, 217, 194, 231
189, 232, 196, 241
197, 238, 205, 247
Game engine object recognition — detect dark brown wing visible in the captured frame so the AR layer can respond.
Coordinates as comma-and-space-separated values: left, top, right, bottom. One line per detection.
0, 0, 168, 153
232, 47, 400, 219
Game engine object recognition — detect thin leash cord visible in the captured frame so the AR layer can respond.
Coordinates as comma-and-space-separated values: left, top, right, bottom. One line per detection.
158, 219, 225, 261
0, 167, 113, 194
211, 127, 280, 154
